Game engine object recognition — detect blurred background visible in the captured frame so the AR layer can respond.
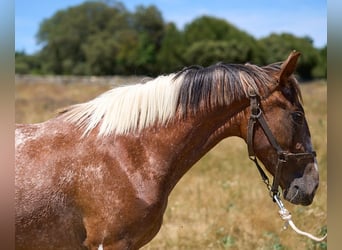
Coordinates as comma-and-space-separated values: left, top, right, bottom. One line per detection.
15, 1, 327, 249
15, 0, 326, 80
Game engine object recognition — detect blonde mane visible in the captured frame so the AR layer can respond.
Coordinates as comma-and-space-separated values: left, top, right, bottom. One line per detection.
59, 62, 280, 137
60, 74, 184, 136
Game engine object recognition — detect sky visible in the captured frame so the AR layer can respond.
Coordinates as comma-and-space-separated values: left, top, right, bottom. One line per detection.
15, 0, 327, 54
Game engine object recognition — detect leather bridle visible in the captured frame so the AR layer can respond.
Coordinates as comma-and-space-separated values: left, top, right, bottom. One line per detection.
246, 88, 316, 201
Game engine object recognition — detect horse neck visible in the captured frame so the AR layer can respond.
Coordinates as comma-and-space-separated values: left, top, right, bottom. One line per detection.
139, 97, 249, 193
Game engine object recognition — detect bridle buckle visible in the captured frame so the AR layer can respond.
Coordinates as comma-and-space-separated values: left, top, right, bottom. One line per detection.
251, 107, 262, 119
278, 151, 288, 163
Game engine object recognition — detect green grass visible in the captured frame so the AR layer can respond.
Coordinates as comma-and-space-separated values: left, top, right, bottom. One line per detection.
15, 79, 327, 249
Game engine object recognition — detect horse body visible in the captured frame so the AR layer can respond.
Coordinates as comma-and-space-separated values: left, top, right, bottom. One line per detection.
15, 52, 320, 249
15, 92, 245, 249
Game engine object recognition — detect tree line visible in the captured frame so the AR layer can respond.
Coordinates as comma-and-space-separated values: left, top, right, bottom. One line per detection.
15, 1, 326, 80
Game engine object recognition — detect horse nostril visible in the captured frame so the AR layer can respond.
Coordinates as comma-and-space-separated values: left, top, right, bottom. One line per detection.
294, 185, 299, 190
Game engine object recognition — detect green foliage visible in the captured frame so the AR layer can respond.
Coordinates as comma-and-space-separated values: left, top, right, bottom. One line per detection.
16, 1, 326, 79
258, 33, 323, 80
156, 22, 185, 73
130, 5, 165, 75
312, 46, 327, 79
184, 40, 252, 66
183, 16, 241, 44
263, 231, 286, 250
182, 16, 260, 66
15, 51, 42, 74
36, 1, 132, 75
221, 235, 235, 249
216, 227, 235, 249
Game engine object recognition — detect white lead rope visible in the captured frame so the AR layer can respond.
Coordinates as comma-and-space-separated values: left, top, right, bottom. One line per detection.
273, 195, 327, 242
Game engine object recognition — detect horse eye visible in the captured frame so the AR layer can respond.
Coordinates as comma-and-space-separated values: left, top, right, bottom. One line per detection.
292, 111, 304, 125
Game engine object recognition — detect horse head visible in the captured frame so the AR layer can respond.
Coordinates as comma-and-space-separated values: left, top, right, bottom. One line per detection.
246, 51, 319, 206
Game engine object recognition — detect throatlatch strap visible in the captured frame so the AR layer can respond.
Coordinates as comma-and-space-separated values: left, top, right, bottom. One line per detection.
247, 88, 260, 158
247, 117, 257, 158
252, 157, 270, 186
246, 91, 271, 188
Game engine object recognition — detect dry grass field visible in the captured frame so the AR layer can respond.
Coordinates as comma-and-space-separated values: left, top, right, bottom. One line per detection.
15, 77, 327, 250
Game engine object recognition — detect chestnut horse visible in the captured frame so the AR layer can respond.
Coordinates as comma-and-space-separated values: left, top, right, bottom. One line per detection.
15, 51, 319, 249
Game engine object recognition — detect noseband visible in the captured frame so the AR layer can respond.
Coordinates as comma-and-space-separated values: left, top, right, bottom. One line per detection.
246, 88, 316, 201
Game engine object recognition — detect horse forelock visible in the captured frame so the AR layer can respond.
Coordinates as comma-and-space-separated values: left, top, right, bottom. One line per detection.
59, 63, 282, 137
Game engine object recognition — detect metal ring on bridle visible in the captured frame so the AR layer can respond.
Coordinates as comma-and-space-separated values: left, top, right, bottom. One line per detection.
251, 107, 262, 119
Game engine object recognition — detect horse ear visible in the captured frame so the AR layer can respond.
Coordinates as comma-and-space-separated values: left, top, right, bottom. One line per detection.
277, 50, 301, 84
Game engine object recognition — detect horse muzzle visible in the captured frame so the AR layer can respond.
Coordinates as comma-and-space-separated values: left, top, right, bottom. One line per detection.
283, 162, 319, 205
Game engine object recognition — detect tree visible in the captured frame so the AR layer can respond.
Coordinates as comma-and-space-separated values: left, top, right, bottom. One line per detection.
258, 33, 320, 80
312, 45, 327, 79
36, 1, 131, 75
15, 51, 42, 74
129, 5, 165, 75
81, 32, 120, 75
18, 1, 325, 78
182, 16, 262, 66
184, 40, 254, 66
156, 22, 185, 73
183, 16, 241, 44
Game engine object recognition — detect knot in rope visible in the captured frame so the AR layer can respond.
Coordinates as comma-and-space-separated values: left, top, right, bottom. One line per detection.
278, 207, 292, 221
273, 195, 327, 242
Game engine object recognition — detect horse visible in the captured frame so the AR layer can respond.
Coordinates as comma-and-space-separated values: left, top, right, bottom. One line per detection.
15, 51, 319, 249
